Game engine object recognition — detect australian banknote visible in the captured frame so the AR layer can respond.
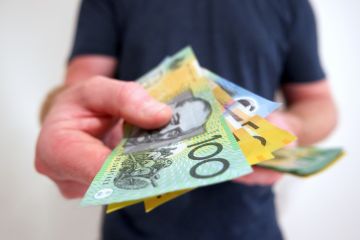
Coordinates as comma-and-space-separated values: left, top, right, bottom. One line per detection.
106, 48, 296, 212
112, 53, 296, 213
142, 78, 296, 213
259, 147, 344, 177
82, 47, 252, 206
203, 69, 281, 117
206, 73, 296, 164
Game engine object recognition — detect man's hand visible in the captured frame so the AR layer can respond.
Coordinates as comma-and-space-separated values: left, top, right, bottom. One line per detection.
233, 112, 298, 186
233, 167, 283, 186
35, 76, 172, 198
233, 79, 338, 186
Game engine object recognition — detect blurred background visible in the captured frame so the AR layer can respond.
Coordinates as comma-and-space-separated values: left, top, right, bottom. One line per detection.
0, 0, 359, 239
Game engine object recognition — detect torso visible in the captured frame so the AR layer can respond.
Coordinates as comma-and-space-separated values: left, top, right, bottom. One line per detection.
104, 1, 294, 239
115, 0, 293, 99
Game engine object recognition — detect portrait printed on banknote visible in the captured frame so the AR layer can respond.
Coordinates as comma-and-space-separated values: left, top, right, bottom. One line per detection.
113, 90, 212, 190
124, 90, 212, 153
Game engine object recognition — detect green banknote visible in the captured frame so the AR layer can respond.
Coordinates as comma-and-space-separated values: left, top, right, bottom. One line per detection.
81, 47, 252, 206
141, 64, 297, 212
258, 147, 344, 177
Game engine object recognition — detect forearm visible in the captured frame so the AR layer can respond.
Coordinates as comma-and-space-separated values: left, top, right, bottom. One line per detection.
283, 91, 337, 146
280, 80, 338, 146
40, 56, 117, 123
65, 55, 117, 85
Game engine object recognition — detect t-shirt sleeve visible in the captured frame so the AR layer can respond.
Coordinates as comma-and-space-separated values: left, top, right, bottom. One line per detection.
69, 0, 120, 60
281, 0, 325, 84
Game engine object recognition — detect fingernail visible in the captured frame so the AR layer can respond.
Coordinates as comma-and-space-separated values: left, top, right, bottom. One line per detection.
141, 100, 170, 118
155, 105, 172, 120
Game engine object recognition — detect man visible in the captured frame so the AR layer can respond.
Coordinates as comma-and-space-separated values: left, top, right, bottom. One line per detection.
35, 0, 337, 239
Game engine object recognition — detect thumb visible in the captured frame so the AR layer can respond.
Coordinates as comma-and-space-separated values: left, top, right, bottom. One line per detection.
71, 76, 172, 129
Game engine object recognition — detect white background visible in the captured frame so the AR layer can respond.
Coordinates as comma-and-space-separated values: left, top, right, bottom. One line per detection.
0, 0, 359, 239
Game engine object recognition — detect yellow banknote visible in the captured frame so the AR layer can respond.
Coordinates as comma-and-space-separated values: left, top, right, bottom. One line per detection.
107, 189, 192, 213
211, 81, 296, 162
233, 128, 275, 165
242, 115, 297, 153
107, 200, 143, 214
144, 189, 192, 212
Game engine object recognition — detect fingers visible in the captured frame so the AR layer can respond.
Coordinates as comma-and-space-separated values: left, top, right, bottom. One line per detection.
36, 127, 112, 185
267, 112, 292, 132
267, 112, 298, 147
36, 154, 91, 199
36, 76, 173, 198
57, 180, 88, 199
71, 76, 172, 129
233, 167, 282, 186
103, 119, 124, 149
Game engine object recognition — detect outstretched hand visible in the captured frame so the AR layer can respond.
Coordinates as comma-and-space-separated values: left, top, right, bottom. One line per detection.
35, 76, 172, 198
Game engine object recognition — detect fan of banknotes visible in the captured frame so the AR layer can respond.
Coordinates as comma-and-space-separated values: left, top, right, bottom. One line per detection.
81, 47, 344, 213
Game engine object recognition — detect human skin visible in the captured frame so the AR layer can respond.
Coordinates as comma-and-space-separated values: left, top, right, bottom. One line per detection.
35, 56, 172, 198
35, 55, 337, 197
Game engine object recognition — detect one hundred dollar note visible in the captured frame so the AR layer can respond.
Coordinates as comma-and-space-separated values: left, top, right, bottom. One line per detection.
107, 52, 295, 213
258, 147, 344, 177
138, 67, 282, 164
141, 70, 295, 213
82, 47, 252, 206
141, 147, 344, 213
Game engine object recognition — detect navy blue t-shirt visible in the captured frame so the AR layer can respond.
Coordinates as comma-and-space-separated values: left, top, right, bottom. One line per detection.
70, 0, 325, 239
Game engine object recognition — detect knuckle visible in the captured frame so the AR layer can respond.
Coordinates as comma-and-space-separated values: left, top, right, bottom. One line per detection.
88, 75, 108, 85
119, 82, 143, 98
116, 82, 147, 108
80, 75, 108, 95
58, 182, 84, 199
34, 158, 46, 175
41, 129, 70, 172
59, 189, 77, 199
35, 131, 53, 175
80, 76, 99, 94
126, 81, 142, 90
120, 82, 150, 105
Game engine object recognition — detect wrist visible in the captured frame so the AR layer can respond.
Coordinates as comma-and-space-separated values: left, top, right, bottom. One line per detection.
39, 84, 68, 124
